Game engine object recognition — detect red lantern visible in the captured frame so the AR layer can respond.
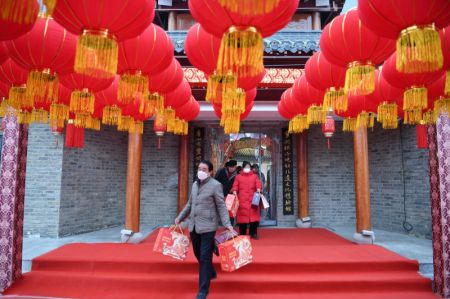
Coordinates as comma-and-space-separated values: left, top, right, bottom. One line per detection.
305, 52, 347, 112
65, 119, 85, 148
428, 73, 448, 119
336, 93, 378, 132
358, 0, 450, 73
372, 69, 403, 129
117, 24, 174, 105
292, 75, 326, 124
52, 0, 155, 78
382, 52, 443, 124
50, 84, 71, 129
416, 124, 428, 149
322, 115, 335, 149
320, 9, 395, 95
0, 42, 7, 65
7, 16, 77, 109
176, 96, 200, 122
0, 59, 29, 111
149, 59, 184, 94
95, 76, 123, 126
0, 0, 39, 40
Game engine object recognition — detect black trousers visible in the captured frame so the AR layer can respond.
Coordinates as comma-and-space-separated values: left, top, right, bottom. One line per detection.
190, 229, 216, 298
239, 222, 259, 236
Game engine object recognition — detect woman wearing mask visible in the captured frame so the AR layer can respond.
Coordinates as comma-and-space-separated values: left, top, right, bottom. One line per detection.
232, 161, 262, 240
175, 160, 233, 299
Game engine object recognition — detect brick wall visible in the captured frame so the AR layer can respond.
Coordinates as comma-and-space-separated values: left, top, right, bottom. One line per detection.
24, 124, 64, 238
58, 125, 128, 237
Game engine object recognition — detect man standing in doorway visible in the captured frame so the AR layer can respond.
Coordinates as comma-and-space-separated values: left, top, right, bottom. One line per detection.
215, 160, 238, 225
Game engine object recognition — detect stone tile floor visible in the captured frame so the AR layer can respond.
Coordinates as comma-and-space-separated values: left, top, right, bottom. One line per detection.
20, 225, 433, 279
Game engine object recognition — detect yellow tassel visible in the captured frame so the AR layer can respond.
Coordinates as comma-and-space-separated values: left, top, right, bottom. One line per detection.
221, 108, 241, 134
18, 111, 33, 124
403, 87, 427, 110
128, 120, 144, 134
102, 105, 122, 126
49, 118, 64, 131
75, 30, 118, 78
445, 70, 450, 97
118, 72, 149, 105
356, 111, 374, 129
152, 93, 165, 113
397, 24, 443, 73
344, 61, 375, 96
377, 102, 398, 129
433, 97, 450, 120
74, 113, 92, 128
0, 0, 36, 24
422, 110, 435, 125
217, 0, 281, 16
381, 118, 398, 129
43, 0, 56, 15
138, 94, 154, 119
222, 88, 245, 113
183, 121, 189, 135
0, 100, 8, 117
26, 70, 59, 107
117, 116, 133, 132
403, 108, 423, 125
165, 107, 176, 133
9, 86, 31, 110
324, 87, 347, 113
290, 115, 309, 133
206, 72, 237, 104
343, 118, 357, 132
217, 26, 264, 78
70, 89, 95, 114
307, 105, 327, 125
31, 108, 48, 123
50, 103, 69, 122
88, 118, 101, 131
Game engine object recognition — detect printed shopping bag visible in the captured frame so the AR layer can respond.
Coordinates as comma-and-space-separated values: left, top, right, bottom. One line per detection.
218, 236, 253, 272
261, 194, 270, 209
252, 192, 261, 206
215, 228, 239, 245
153, 226, 190, 261
225, 194, 239, 217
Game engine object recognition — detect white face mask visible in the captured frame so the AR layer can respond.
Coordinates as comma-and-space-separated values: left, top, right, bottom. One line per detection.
197, 170, 209, 181
243, 168, 251, 173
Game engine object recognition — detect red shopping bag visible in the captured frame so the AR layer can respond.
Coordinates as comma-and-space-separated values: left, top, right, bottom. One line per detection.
225, 194, 239, 218
218, 235, 253, 272
153, 226, 190, 261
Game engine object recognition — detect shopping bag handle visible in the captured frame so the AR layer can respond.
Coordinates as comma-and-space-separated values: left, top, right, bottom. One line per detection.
170, 224, 184, 235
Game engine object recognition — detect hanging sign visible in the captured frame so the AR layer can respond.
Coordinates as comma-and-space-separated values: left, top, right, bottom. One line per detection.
282, 128, 294, 215
193, 127, 205, 179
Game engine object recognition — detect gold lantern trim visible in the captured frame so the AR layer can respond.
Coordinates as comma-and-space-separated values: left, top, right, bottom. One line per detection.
344, 61, 375, 96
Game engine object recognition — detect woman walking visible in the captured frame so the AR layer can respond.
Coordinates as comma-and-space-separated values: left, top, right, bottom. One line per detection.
175, 160, 233, 299
232, 161, 262, 240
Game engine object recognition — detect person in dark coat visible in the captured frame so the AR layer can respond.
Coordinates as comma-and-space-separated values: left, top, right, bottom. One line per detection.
232, 161, 262, 239
214, 159, 238, 196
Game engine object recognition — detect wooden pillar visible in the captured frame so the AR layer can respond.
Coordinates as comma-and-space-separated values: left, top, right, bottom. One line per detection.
297, 132, 309, 219
353, 127, 372, 233
178, 135, 189, 213
125, 132, 142, 233
312, 12, 321, 30
168, 12, 177, 31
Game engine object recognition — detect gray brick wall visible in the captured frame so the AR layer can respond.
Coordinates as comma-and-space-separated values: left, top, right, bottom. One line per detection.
24, 124, 64, 238
58, 125, 128, 237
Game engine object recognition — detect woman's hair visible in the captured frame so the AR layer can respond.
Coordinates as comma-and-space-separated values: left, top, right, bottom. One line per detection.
199, 160, 214, 172
242, 161, 251, 169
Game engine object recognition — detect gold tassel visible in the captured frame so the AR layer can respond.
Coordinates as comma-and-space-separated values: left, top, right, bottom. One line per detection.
356, 111, 374, 129
138, 94, 154, 119
183, 121, 189, 136
222, 88, 245, 113
49, 118, 64, 131
153, 93, 165, 112
307, 105, 327, 125
217, 0, 281, 16
343, 118, 357, 132
88, 118, 101, 131
117, 116, 133, 132
75, 30, 118, 78
403, 87, 427, 110
9, 86, 31, 110
291, 115, 309, 133
221, 108, 241, 134
0, 0, 36, 24
50, 103, 69, 122
422, 110, 435, 125
74, 113, 92, 128
26, 70, 58, 107
445, 70, 450, 97
324, 87, 347, 113
433, 97, 450, 120
70, 89, 95, 114
128, 120, 144, 134
288, 119, 294, 134
206, 72, 237, 104
344, 61, 375, 96
31, 108, 48, 123
377, 102, 398, 129
102, 105, 122, 125
43, 0, 56, 15
165, 107, 176, 133
0, 100, 8, 117
217, 26, 264, 78
118, 72, 149, 105
18, 111, 33, 124
397, 24, 443, 73
403, 108, 423, 125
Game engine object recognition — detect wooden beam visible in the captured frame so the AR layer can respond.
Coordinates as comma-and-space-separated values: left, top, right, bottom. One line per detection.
353, 127, 372, 233
125, 132, 142, 233
178, 135, 189, 213
297, 132, 309, 219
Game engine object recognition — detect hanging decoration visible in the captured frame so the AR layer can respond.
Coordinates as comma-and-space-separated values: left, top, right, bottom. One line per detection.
320, 8, 395, 96
0, 0, 38, 41
0, 59, 29, 112
217, 0, 282, 16
52, 0, 155, 78
358, 0, 450, 73
292, 75, 326, 125
439, 26, 450, 96
94, 76, 123, 126
65, 119, 84, 148
428, 73, 450, 122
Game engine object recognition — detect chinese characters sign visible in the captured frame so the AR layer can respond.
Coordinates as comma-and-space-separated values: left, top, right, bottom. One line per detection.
282, 128, 294, 215
193, 127, 205, 179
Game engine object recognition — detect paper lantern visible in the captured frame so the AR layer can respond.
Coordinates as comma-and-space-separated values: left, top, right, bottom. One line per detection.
50, 84, 71, 129
292, 75, 326, 124
7, 16, 77, 110
149, 59, 184, 94
305, 52, 347, 112
0, 59, 29, 111
320, 9, 395, 95
0, 0, 38, 25
117, 24, 174, 105
358, 0, 450, 73
336, 94, 377, 132
372, 70, 403, 129
95, 76, 122, 126
217, 0, 283, 17
52, 0, 155, 78
428, 73, 449, 120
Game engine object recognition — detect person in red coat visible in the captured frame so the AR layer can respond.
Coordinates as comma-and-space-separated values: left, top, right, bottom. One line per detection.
232, 161, 262, 239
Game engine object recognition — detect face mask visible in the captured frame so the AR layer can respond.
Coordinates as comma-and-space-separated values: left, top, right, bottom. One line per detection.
243, 168, 251, 173
197, 170, 208, 181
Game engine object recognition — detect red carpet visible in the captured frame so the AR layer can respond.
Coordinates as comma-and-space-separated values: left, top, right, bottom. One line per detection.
3, 228, 437, 299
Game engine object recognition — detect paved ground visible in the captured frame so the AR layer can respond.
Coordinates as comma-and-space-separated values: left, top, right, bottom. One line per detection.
20, 225, 433, 279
